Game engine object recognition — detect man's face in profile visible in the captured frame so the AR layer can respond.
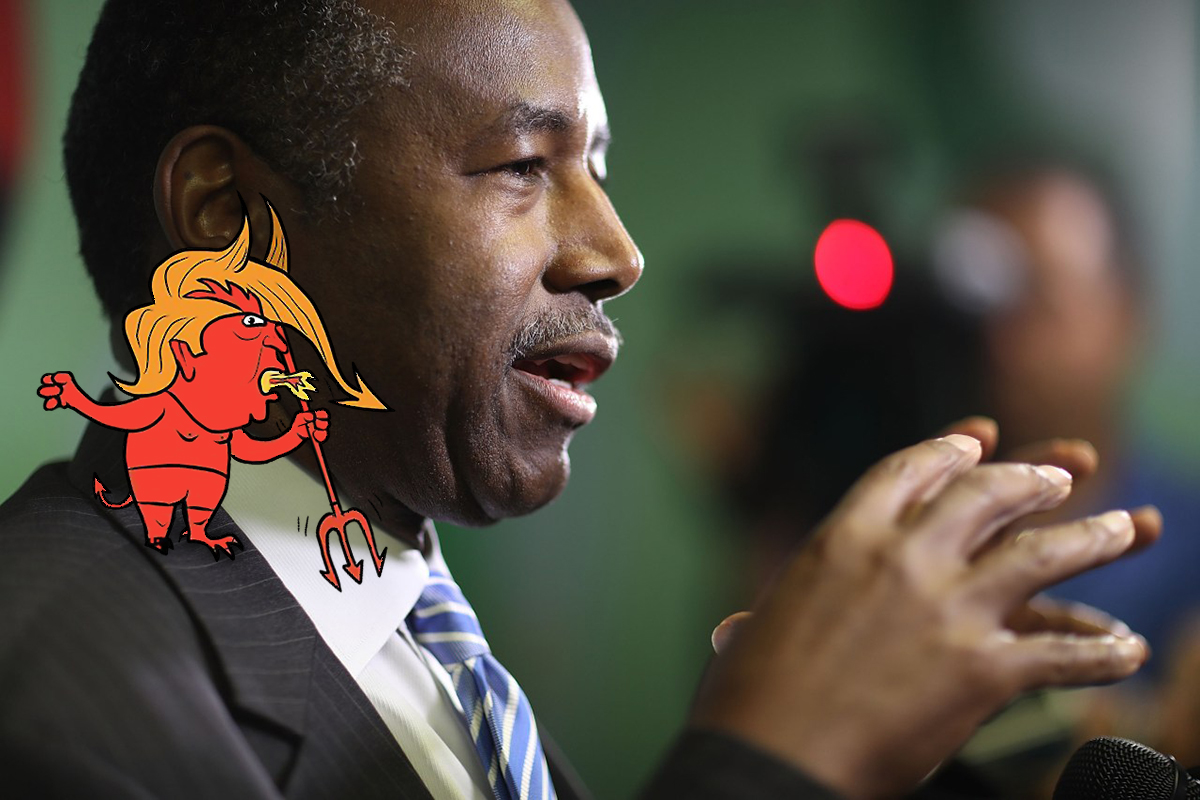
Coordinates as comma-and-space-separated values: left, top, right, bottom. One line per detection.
285, 0, 643, 528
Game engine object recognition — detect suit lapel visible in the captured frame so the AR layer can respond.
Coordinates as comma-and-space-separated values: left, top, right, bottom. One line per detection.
69, 419, 319, 736
67, 420, 434, 798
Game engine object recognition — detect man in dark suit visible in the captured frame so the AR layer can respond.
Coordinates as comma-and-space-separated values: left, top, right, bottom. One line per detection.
0, 1, 1160, 797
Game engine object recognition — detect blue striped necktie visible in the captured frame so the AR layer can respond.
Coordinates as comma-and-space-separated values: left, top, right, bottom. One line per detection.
407, 569, 557, 800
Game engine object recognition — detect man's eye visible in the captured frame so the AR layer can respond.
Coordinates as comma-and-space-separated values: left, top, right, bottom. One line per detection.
499, 158, 546, 179
242, 314, 266, 327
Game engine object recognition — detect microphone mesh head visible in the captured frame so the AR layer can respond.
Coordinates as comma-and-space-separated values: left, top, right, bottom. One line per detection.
1054, 737, 1177, 800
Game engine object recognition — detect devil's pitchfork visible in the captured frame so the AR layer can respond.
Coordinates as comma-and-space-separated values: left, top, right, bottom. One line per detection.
272, 341, 387, 591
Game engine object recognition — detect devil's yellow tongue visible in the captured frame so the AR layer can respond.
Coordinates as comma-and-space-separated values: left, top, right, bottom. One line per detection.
259, 369, 317, 400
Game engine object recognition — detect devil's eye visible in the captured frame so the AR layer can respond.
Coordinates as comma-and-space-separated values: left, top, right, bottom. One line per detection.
242, 314, 266, 327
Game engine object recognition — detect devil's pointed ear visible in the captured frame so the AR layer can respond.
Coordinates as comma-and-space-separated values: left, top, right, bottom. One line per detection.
169, 339, 197, 382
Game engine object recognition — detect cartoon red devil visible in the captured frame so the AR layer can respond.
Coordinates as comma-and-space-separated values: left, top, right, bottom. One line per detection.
38, 201, 387, 584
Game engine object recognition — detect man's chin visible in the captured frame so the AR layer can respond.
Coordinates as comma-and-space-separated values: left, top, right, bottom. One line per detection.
453, 448, 573, 527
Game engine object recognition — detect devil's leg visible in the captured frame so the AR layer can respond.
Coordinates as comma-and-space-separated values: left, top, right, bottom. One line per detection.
134, 502, 175, 553
128, 468, 185, 553
182, 472, 240, 559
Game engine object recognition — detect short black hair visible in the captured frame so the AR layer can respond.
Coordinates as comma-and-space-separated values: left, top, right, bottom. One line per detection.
64, 0, 409, 322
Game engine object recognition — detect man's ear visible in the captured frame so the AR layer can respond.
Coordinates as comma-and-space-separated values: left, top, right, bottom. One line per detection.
153, 125, 300, 256
169, 339, 197, 382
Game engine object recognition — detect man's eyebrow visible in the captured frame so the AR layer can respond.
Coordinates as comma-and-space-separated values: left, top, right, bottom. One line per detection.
474, 103, 571, 138
482, 102, 609, 146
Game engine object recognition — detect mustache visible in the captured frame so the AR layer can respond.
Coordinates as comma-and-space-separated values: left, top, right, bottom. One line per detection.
508, 307, 622, 361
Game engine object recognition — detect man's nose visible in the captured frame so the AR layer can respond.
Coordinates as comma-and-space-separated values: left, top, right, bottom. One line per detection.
263, 322, 288, 353
545, 172, 644, 302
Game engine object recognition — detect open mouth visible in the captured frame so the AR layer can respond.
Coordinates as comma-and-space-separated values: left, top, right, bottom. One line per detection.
259, 369, 317, 400
511, 351, 610, 389
509, 335, 617, 424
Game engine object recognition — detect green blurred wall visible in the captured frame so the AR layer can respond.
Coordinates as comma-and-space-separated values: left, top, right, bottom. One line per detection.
1, 0, 110, 490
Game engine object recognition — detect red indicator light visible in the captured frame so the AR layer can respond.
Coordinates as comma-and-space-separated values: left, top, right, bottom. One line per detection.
814, 219, 894, 310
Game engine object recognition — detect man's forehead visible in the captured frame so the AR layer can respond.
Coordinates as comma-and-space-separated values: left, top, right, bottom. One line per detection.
362, 0, 604, 130
365, 0, 589, 81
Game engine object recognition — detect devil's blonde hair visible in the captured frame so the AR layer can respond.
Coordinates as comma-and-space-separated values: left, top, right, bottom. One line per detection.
116, 201, 384, 409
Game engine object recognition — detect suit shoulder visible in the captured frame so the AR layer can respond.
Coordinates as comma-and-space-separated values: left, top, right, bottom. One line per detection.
0, 462, 130, 556
0, 463, 198, 662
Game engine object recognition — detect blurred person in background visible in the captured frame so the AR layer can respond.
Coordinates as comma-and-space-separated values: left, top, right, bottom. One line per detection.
930, 160, 1200, 795
933, 162, 1200, 666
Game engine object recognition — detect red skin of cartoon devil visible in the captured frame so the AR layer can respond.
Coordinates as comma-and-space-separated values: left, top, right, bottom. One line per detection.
38, 294, 326, 558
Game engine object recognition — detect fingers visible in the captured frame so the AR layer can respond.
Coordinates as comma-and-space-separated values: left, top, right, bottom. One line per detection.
712, 611, 752, 654
951, 492, 1155, 691
39, 373, 70, 409
968, 510, 1139, 608
1126, 505, 1162, 555
294, 409, 330, 441
936, 416, 999, 461
1006, 596, 1133, 639
834, 435, 983, 530
1006, 438, 1099, 483
913, 463, 1073, 555
1000, 629, 1148, 690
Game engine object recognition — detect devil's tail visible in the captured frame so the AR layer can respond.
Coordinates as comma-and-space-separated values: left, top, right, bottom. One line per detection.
93, 474, 133, 508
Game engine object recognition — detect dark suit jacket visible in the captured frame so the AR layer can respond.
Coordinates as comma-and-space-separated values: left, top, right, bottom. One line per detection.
0, 422, 841, 799
0, 421, 598, 799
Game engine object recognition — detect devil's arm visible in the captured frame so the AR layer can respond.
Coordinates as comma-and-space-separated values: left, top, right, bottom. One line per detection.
75, 394, 165, 431
39, 373, 165, 431
230, 429, 304, 464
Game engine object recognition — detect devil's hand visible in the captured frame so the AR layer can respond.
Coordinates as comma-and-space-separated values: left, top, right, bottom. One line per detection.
291, 409, 330, 442
38, 372, 82, 411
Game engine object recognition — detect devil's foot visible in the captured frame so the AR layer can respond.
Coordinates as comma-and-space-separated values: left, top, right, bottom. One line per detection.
144, 535, 174, 554
183, 531, 243, 561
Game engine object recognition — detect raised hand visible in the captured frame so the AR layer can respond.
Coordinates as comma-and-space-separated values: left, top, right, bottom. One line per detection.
693, 431, 1156, 799
291, 409, 330, 442
37, 372, 83, 411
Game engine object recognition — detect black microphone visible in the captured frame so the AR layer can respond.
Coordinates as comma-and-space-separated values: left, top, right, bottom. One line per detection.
1053, 737, 1200, 800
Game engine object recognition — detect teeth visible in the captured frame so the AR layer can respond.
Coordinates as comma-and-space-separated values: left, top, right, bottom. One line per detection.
560, 354, 590, 370
547, 378, 574, 389
536, 354, 590, 370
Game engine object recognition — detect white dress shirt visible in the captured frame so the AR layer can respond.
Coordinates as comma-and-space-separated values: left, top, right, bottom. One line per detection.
222, 455, 492, 800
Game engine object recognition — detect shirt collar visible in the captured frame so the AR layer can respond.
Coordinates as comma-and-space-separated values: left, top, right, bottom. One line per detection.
222, 455, 441, 679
